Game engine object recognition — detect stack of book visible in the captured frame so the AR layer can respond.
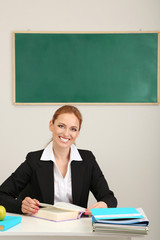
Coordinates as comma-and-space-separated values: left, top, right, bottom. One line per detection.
91, 207, 149, 234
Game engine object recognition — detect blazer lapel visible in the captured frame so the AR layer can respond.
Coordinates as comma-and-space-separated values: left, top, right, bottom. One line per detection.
36, 161, 54, 204
71, 160, 85, 205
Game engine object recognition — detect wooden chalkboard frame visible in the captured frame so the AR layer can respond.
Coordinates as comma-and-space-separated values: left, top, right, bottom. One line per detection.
13, 31, 160, 105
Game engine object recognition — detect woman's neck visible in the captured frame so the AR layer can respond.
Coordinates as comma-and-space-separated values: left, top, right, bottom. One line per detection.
52, 143, 70, 163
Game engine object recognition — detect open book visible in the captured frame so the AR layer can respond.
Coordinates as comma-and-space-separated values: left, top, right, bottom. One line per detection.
33, 202, 85, 222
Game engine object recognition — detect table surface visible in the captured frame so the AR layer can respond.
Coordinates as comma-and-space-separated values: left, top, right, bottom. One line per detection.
0, 213, 150, 240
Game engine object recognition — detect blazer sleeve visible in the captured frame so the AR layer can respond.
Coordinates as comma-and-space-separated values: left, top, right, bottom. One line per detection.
89, 152, 117, 208
0, 153, 34, 214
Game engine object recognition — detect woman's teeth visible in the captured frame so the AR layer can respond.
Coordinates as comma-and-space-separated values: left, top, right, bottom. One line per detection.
60, 137, 70, 143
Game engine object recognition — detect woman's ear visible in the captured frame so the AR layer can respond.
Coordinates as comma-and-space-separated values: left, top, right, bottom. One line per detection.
49, 120, 53, 132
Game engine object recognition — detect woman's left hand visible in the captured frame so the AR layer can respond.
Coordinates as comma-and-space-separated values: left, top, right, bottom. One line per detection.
85, 201, 108, 215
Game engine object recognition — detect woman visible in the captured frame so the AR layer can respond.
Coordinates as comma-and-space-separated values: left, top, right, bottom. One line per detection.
0, 105, 117, 215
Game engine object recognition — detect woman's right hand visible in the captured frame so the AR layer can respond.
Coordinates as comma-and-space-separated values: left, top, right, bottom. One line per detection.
21, 197, 39, 214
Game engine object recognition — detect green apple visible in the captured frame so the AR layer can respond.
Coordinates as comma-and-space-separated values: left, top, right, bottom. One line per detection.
0, 206, 6, 221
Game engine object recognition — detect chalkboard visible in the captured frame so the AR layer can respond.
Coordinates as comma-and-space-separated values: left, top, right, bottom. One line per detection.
13, 32, 159, 104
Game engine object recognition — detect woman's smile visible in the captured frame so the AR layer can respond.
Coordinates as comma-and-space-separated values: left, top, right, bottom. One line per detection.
59, 136, 70, 143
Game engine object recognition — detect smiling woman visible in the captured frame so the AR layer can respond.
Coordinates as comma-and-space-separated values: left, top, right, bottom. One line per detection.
49, 112, 80, 149
0, 105, 117, 215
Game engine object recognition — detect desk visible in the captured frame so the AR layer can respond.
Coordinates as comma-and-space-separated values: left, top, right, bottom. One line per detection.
0, 213, 149, 240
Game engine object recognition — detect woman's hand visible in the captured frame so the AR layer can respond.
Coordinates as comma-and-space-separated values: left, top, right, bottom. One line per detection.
21, 197, 39, 214
85, 201, 108, 215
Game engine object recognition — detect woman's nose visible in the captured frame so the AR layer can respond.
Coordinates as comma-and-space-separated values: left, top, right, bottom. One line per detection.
64, 128, 70, 136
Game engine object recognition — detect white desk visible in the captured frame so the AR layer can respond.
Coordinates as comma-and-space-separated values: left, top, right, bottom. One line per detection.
0, 213, 149, 240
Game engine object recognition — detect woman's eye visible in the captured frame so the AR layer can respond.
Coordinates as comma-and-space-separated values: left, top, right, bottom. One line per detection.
58, 124, 64, 128
71, 128, 77, 132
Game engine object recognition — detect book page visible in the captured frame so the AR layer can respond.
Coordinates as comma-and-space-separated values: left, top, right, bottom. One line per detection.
39, 202, 85, 212
54, 202, 85, 212
39, 207, 73, 214
34, 206, 80, 221
39, 202, 54, 208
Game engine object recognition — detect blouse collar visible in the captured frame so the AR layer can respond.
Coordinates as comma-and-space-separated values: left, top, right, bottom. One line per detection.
40, 141, 82, 162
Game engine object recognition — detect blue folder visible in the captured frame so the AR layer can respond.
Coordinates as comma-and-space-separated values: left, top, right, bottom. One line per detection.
0, 216, 22, 231
91, 208, 149, 226
91, 207, 144, 220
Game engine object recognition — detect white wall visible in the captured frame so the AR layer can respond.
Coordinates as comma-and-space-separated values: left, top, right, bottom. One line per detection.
0, 0, 160, 239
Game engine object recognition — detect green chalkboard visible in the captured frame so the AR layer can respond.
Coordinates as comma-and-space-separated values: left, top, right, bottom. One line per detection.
13, 32, 159, 104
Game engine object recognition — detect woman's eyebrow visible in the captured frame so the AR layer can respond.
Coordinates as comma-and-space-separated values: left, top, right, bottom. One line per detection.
58, 122, 66, 126
71, 126, 78, 129
58, 122, 78, 128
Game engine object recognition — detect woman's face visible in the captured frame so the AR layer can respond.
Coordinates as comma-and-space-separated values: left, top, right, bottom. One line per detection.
49, 113, 80, 149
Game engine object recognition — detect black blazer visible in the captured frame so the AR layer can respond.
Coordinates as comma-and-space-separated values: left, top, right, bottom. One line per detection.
0, 149, 117, 213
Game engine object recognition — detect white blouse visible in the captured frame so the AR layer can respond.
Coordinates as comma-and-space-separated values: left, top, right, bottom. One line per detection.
40, 141, 82, 203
